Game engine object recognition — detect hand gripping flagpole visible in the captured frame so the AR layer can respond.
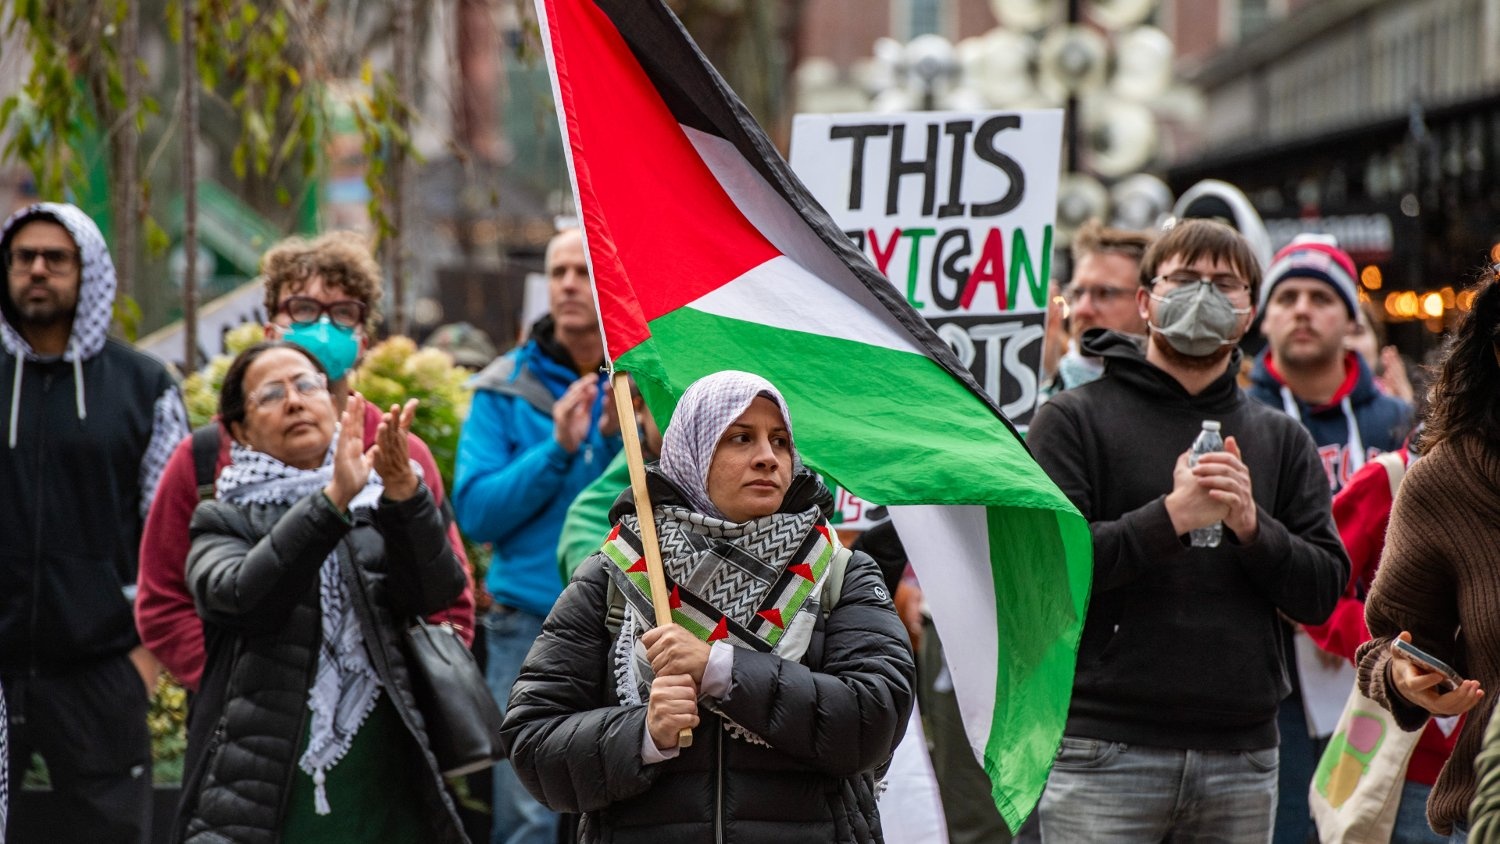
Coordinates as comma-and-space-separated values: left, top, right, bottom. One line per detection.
609, 370, 693, 749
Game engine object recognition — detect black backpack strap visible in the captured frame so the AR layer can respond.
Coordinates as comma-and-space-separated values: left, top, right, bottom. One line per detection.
191, 423, 221, 502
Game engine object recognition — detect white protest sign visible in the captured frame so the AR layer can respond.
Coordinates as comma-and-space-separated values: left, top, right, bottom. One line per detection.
790, 110, 1062, 427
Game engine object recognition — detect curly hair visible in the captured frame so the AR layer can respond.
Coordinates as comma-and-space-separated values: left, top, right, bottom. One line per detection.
1421, 250, 1500, 453
260, 231, 382, 332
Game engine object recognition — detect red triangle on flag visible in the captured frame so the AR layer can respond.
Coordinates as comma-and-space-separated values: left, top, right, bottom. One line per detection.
607, 523, 621, 542
815, 524, 831, 542
789, 563, 815, 582
758, 608, 784, 628
669, 585, 682, 609
707, 616, 729, 641
626, 558, 648, 573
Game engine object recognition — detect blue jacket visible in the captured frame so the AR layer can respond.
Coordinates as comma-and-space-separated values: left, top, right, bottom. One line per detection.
454, 333, 620, 617
1247, 350, 1412, 495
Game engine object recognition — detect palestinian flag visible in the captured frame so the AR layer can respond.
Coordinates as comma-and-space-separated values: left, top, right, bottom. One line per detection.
535, 0, 1092, 830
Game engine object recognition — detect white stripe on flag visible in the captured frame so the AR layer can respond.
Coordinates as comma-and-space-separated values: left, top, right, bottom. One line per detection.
889, 504, 1000, 754
682, 126, 920, 352
690, 256, 923, 356
878, 702, 950, 844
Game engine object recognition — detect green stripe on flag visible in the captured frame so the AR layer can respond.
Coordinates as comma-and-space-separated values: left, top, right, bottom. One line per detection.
603, 542, 633, 572
622, 307, 1070, 511
670, 611, 710, 639
983, 507, 1092, 824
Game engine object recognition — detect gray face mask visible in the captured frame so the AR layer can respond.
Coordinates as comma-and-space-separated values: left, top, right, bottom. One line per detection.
1148, 282, 1251, 357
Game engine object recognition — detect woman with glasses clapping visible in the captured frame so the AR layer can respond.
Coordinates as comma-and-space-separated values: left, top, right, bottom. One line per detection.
173, 340, 470, 843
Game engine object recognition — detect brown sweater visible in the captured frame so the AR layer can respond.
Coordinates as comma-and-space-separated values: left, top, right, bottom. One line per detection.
1357, 435, 1500, 835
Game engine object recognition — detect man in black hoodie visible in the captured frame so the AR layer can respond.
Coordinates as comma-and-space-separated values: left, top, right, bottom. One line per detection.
0, 203, 188, 842
1026, 219, 1348, 841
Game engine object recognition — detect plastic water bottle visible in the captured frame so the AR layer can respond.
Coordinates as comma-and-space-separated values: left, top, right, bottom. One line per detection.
1189, 421, 1224, 548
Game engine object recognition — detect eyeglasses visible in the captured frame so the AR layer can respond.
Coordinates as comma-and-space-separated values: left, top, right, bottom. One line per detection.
6, 247, 78, 276
277, 295, 367, 329
1152, 271, 1251, 300
247, 372, 329, 410
1063, 285, 1136, 306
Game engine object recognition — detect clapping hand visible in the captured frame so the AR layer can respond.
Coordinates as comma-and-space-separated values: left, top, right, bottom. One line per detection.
369, 399, 420, 501
325, 393, 372, 511
1192, 437, 1258, 542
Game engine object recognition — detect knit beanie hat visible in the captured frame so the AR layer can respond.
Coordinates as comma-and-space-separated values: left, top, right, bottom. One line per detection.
1260, 234, 1359, 317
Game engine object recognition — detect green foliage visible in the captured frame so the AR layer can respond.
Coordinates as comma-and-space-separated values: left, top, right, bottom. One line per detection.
348, 60, 422, 252
113, 293, 143, 342
148, 671, 189, 784
0, 1, 119, 198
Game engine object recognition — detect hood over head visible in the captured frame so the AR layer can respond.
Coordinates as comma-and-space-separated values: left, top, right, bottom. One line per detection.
2, 202, 118, 448
0, 202, 117, 363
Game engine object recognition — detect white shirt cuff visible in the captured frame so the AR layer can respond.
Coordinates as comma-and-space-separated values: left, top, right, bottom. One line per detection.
701, 641, 735, 701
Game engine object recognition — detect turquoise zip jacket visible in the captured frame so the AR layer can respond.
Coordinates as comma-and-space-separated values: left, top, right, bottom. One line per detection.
454, 317, 621, 617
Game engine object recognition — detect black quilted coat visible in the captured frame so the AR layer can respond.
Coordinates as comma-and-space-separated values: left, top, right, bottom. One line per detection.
500, 470, 916, 844
176, 485, 469, 844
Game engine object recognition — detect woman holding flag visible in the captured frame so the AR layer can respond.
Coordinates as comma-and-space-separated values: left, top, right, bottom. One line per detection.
500, 370, 914, 843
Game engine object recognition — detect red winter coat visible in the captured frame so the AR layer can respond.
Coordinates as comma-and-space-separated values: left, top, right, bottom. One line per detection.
134, 400, 474, 690
1305, 448, 1458, 785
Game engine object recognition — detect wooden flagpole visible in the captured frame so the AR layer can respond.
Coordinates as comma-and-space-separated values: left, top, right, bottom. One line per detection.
609, 370, 692, 748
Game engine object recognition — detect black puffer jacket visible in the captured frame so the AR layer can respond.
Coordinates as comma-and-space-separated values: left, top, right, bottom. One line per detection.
500, 469, 915, 844
177, 485, 469, 844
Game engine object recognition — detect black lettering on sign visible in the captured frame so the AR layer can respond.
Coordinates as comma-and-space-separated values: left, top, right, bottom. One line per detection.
886, 123, 940, 217
932, 312, 1046, 426
931, 229, 970, 311
970, 115, 1025, 218
829, 124, 890, 212
938, 120, 973, 219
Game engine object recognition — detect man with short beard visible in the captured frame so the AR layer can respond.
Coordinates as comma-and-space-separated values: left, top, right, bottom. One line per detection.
454, 227, 622, 844
1026, 219, 1348, 841
1245, 234, 1411, 844
1, 202, 190, 842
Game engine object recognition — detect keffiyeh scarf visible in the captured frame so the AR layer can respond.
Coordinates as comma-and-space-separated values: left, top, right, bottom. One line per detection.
216, 433, 397, 815
604, 504, 837, 746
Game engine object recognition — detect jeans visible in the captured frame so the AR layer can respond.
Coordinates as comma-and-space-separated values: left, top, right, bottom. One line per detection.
484, 606, 557, 844
1450, 821, 1468, 843
1391, 780, 1444, 843
1038, 737, 1278, 843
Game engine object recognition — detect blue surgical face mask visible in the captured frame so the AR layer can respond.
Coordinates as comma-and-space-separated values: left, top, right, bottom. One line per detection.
280, 317, 360, 380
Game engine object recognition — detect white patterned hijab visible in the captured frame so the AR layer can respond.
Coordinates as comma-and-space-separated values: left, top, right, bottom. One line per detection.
657, 370, 798, 519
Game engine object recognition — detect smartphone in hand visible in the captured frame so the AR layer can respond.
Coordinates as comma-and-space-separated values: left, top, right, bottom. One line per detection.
1392, 639, 1464, 693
